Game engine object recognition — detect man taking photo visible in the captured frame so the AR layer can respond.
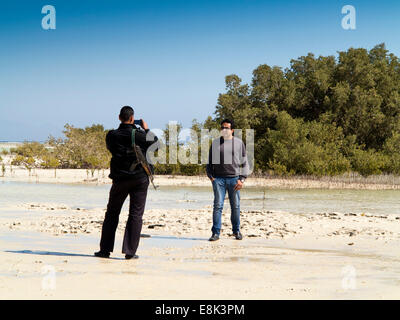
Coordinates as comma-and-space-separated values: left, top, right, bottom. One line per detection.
95, 106, 158, 259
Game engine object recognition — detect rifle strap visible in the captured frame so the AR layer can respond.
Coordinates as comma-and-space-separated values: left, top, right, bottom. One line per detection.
131, 128, 157, 190
129, 128, 139, 172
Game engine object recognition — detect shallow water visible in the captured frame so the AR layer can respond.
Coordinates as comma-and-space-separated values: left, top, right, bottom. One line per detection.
0, 180, 399, 215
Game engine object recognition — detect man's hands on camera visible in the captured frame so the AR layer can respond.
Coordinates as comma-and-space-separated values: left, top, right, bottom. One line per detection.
140, 119, 149, 130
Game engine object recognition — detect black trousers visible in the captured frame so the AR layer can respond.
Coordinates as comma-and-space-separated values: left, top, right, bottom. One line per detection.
99, 175, 149, 256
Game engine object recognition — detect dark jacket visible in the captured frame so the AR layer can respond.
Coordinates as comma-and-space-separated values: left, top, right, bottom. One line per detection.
106, 123, 159, 181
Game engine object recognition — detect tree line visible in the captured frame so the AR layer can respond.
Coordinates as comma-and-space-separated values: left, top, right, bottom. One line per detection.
207, 43, 400, 176
3, 44, 400, 177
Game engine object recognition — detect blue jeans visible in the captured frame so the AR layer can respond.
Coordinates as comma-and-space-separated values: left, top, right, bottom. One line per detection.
211, 176, 240, 235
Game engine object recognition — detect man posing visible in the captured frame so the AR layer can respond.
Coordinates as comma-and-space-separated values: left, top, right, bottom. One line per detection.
206, 119, 249, 241
95, 106, 158, 259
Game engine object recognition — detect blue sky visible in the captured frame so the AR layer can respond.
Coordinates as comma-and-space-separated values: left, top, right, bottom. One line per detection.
1, 0, 400, 141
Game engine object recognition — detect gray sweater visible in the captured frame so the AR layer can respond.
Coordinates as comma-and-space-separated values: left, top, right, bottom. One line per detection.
206, 136, 249, 180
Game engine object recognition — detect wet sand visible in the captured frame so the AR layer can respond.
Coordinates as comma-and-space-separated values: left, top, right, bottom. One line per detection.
1, 201, 400, 299
1, 168, 399, 299
1, 228, 399, 299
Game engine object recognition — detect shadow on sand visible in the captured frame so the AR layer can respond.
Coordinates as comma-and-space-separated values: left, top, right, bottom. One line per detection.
3, 235, 207, 260
5, 250, 125, 260
150, 235, 207, 241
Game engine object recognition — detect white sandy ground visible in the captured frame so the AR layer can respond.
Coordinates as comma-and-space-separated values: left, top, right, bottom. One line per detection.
1, 168, 400, 299
1, 200, 400, 299
1, 167, 400, 189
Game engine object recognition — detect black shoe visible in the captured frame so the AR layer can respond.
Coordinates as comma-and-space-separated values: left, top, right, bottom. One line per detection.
125, 254, 139, 260
94, 251, 110, 258
209, 234, 219, 241
233, 232, 243, 240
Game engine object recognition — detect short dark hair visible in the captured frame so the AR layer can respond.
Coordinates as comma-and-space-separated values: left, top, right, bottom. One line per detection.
221, 118, 234, 129
119, 106, 134, 122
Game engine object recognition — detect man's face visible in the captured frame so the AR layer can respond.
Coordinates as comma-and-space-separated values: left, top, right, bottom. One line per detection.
221, 122, 233, 139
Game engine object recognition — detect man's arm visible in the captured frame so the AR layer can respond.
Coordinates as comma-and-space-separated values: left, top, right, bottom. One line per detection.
206, 145, 214, 180
136, 129, 159, 152
239, 140, 249, 182
105, 130, 113, 153
134, 119, 159, 152
233, 140, 248, 191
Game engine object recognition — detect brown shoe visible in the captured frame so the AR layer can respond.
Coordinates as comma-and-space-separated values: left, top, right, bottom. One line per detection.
209, 234, 219, 241
233, 232, 243, 240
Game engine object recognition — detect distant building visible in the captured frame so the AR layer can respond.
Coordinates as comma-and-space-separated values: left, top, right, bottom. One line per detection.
0, 142, 23, 153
